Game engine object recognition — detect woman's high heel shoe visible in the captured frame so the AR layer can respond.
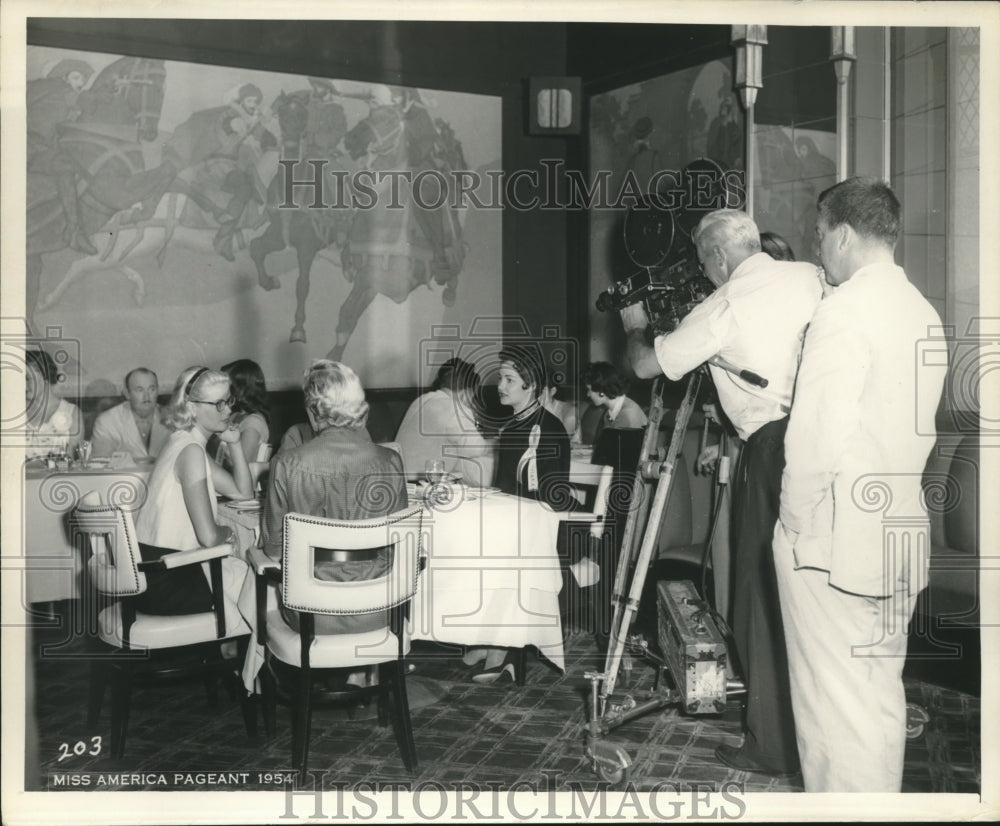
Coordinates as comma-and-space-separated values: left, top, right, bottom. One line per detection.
471, 661, 516, 685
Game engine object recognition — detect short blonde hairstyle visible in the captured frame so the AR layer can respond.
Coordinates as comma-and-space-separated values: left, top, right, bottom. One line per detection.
693, 209, 761, 253
303, 360, 369, 431
161, 366, 230, 431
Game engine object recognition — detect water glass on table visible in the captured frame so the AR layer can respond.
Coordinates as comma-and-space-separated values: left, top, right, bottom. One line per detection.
424, 459, 447, 484
76, 441, 93, 466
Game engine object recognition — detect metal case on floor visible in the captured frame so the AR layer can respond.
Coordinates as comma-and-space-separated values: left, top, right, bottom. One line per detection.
656, 580, 728, 714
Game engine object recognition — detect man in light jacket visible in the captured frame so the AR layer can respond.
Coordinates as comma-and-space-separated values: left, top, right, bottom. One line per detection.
775, 177, 946, 791
91, 367, 168, 459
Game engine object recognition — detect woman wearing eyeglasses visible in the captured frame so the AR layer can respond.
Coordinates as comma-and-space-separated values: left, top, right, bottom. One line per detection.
134, 366, 254, 615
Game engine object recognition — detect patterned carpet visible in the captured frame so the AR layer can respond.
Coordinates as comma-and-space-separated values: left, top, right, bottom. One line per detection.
27, 605, 981, 795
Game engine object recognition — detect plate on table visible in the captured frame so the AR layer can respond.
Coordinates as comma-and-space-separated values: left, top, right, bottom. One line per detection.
227, 499, 263, 511
463, 485, 501, 499
422, 472, 462, 484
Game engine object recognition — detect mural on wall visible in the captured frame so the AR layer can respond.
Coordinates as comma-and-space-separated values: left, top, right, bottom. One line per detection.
588, 59, 744, 363
588, 58, 838, 364
25, 47, 501, 392
753, 124, 837, 264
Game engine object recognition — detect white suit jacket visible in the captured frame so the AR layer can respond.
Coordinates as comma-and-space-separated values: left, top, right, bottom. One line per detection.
779, 263, 946, 597
91, 401, 170, 459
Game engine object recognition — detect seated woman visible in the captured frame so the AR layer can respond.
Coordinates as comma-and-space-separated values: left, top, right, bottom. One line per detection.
261, 360, 408, 640
469, 346, 571, 684
539, 380, 578, 441
582, 361, 648, 445
759, 230, 796, 262
395, 357, 494, 486
134, 366, 254, 616
215, 359, 270, 467
24, 349, 83, 461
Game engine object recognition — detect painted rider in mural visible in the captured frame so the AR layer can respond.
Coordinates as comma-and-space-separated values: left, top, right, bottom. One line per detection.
392, 85, 462, 299
26, 58, 99, 255
707, 93, 743, 170
162, 82, 278, 261
213, 84, 279, 260
303, 78, 349, 168
627, 116, 660, 196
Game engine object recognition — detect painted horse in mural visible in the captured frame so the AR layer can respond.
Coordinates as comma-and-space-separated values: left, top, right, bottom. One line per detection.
26, 56, 170, 330
327, 92, 467, 361
33, 191, 271, 314
249, 89, 353, 343
35, 83, 285, 314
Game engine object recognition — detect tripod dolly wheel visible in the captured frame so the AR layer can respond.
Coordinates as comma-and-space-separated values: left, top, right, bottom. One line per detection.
589, 741, 632, 786
905, 702, 930, 740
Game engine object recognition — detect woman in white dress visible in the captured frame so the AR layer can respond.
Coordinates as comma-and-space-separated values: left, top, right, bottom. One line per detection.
24, 349, 83, 460
134, 366, 254, 615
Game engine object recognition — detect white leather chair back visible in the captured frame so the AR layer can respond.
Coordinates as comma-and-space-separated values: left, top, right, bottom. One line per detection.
281, 506, 423, 616
568, 462, 614, 539
73, 494, 146, 596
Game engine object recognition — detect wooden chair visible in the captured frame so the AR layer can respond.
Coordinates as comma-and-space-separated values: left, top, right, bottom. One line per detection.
72, 495, 252, 758
251, 505, 424, 780
556, 463, 615, 640
250, 443, 274, 495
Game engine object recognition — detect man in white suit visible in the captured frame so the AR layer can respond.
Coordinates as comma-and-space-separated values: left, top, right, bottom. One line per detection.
91, 367, 169, 459
775, 177, 947, 791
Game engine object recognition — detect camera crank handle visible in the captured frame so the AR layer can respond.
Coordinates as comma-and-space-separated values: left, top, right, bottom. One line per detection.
707, 356, 768, 389
738, 369, 767, 388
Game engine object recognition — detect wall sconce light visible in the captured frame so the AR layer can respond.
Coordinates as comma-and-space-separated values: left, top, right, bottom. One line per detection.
730, 25, 767, 218
830, 26, 857, 180
527, 76, 582, 135
731, 25, 768, 111
830, 26, 857, 85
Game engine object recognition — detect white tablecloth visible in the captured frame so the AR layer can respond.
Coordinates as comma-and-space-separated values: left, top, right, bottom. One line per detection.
22, 465, 151, 603
410, 492, 566, 670
224, 489, 569, 690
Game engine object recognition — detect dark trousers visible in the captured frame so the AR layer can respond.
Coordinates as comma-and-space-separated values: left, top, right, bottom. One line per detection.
730, 417, 800, 773
135, 543, 213, 616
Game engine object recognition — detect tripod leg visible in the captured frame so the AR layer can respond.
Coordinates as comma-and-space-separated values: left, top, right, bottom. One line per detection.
604, 378, 666, 683
600, 371, 703, 703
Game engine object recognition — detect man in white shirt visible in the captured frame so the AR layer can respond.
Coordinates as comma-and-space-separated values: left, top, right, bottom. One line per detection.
621, 208, 822, 776
775, 178, 946, 791
91, 367, 169, 459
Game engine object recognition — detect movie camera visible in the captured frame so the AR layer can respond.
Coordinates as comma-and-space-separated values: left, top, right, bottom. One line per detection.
595, 158, 741, 333
595, 265, 713, 334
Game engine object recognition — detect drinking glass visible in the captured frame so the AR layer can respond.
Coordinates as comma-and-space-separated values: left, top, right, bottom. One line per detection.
424, 459, 446, 484
77, 440, 93, 466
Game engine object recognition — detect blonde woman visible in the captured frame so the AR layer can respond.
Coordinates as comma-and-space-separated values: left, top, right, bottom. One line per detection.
134, 366, 253, 615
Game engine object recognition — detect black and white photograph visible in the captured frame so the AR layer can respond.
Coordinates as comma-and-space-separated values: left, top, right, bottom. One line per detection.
1, 1, 996, 823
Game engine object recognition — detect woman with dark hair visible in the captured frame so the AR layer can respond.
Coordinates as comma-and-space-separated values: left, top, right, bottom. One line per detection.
395, 357, 494, 485
760, 231, 796, 262
217, 358, 270, 466
24, 348, 83, 460
467, 346, 572, 684
539, 380, 578, 440
582, 361, 647, 440
134, 366, 254, 614
493, 347, 570, 507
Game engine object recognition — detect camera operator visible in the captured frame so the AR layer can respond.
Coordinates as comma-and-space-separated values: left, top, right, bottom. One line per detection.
620, 208, 822, 777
